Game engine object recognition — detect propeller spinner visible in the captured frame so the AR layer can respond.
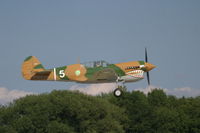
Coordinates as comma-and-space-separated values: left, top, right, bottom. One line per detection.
145, 48, 156, 85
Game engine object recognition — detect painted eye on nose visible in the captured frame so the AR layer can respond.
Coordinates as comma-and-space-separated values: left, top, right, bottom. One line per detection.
140, 65, 145, 68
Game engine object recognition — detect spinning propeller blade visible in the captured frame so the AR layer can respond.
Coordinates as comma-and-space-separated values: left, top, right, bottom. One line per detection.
145, 48, 148, 62
145, 48, 150, 86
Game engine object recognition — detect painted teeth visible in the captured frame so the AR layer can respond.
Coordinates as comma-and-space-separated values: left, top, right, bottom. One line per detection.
126, 70, 144, 78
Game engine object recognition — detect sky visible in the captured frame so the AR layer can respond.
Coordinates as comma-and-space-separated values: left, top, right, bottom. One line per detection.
0, 0, 200, 104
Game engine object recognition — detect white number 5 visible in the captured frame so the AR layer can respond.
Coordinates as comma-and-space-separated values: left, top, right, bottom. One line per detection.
59, 70, 65, 78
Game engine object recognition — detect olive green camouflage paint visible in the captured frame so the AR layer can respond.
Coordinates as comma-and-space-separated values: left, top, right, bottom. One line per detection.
22, 56, 156, 83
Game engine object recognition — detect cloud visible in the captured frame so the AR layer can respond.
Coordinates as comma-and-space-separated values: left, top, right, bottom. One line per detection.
134, 85, 200, 97
69, 83, 116, 96
70, 84, 200, 97
0, 87, 34, 105
1, 85, 199, 105
133, 85, 159, 94
166, 87, 200, 97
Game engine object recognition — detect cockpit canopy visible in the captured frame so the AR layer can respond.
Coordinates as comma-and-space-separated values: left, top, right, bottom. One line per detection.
81, 60, 109, 68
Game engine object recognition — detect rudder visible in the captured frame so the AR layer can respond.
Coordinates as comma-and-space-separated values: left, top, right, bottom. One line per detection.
21, 56, 45, 80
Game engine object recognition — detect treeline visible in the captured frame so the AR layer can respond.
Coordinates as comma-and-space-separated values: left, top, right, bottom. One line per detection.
0, 89, 200, 133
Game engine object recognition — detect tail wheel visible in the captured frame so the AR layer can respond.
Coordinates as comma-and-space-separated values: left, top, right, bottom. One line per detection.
114, 88, 123, 97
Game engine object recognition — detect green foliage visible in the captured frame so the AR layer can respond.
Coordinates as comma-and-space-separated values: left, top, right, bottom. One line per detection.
148, 89, 167, 107
0, 89, 200, 133
0, 90, 125, 133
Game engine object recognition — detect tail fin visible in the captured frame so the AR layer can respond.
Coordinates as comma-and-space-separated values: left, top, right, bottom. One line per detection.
21, 56, 45, 80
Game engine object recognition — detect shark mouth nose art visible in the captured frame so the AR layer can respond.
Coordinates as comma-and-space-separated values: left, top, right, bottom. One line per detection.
126, 70, 144, 78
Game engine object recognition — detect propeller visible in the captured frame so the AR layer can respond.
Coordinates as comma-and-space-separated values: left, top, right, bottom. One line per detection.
145, 48, 150, 85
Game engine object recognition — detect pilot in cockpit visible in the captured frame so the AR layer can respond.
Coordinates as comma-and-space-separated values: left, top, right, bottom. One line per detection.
93, 61, 101, 67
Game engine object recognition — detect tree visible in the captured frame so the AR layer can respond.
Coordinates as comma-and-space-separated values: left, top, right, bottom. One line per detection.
1, 88, 200, 133
148, 89, 167, 107
0, 90, 126, 133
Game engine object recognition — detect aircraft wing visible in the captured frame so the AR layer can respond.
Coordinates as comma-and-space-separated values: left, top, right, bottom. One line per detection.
93, 68, 118, 82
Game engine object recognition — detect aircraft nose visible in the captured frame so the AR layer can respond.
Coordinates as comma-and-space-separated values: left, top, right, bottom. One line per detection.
145, 63, 156, 71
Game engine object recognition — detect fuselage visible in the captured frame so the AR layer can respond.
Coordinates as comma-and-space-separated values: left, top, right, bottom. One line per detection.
48, 60, 156, 83
21, 56, 156, 84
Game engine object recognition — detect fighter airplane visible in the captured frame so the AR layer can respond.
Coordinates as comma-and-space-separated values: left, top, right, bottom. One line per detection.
22, 49, 156, 96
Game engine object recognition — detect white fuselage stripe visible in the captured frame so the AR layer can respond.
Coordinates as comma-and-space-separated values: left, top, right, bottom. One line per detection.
53, 68, 56, 81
